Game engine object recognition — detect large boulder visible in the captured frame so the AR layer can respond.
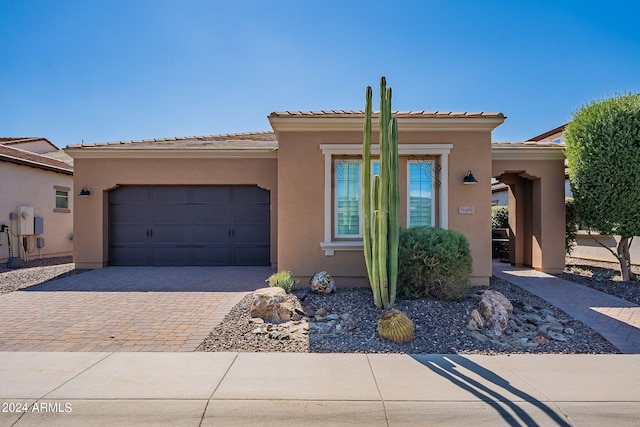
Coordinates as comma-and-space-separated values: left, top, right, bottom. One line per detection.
473, 290, 513, 337
250, 287, 302, 323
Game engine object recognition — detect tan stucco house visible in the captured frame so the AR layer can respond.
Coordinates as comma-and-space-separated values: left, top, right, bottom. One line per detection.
66, 110, 566, 285
1, 138, 74, 264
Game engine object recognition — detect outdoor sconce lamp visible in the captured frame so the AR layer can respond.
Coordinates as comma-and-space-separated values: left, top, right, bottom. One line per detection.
463, 170, 478, 185
78, 187, 91, 197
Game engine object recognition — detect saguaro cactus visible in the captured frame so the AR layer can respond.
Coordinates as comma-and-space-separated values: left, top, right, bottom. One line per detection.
363, 77, 400, 309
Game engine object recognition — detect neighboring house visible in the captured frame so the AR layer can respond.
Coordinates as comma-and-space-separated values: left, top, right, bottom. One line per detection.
66, 110, 566, 285
0, 138, 74, 263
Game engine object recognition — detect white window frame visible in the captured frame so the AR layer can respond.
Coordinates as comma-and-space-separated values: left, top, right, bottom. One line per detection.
407, 159, 436, 227
320, 144, 452, 256
54, 185, 71, 213
333, 158, 363, 238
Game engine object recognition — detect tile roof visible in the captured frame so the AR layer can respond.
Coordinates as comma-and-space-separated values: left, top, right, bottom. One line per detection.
66, 131, 277, 149
0, 137, 59, 151
0, 145, 73, 175
528, 124, 567, 142
492, 140, 565, 147
270, 110, 505, 118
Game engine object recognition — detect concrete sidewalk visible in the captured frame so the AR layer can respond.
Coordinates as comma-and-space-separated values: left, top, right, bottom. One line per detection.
1, 352, 639, 426
493, 262, 640, 353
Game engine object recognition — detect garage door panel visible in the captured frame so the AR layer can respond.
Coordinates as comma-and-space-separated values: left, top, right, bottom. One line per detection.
193, 247, 232, 265
151, 226, 190, 245
110, 187, 150, 204
193, 226, 229, 244
110, 205, 150, 224
193, 205, 231, 224
111, 226, 149, 245
153, 186, 189, 204
234, 227, 270, 245
153, 205, 192, 224
110, 246, 150, 266
192, 186, 231, 203
153, 247, 190, 266
234, 205, 270, 225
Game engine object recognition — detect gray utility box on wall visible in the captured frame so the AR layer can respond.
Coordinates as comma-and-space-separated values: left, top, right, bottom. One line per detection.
36, 237, 45, 248
34, 217, 44, 235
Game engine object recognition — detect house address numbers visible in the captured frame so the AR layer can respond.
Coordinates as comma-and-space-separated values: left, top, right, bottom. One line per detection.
458, 206, 475, 214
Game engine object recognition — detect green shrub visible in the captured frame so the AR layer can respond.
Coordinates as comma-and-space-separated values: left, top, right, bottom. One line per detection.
266, 271, 298, 293
491, 206, 509, 229
398, 227, 473, 300
565, 197, 578, 255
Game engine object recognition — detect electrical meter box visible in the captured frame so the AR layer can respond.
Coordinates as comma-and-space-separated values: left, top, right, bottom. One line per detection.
17, 206, 34, 235
34, 217, 44, 235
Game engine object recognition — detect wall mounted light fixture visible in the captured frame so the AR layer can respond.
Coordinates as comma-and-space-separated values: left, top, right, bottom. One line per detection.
463, 170, 478, 184
78, 187, 91, 197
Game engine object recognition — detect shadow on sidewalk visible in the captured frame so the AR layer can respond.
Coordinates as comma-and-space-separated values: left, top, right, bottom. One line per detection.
411, 354, 570, 426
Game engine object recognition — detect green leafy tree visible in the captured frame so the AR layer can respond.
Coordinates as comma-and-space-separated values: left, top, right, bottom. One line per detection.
565, 93, 640, 281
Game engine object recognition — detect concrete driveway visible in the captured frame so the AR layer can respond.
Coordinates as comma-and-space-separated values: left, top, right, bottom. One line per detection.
0, 266, 272, 351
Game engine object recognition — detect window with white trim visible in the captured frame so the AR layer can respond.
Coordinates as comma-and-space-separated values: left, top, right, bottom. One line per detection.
320, 144, 452, 256
334, 159, 361, 237
54, 185, 71, 212
408, 160, 434, 227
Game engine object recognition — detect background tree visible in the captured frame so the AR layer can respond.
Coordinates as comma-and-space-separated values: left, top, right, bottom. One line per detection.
565, 93, 640, 281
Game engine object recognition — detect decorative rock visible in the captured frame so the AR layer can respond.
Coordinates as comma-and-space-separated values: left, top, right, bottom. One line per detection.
564, 327, 575, 335
250, 287, 302, 323
467, 319, 479, 331
477, 291, 511, 336
309, 271, 336, 294
315, 308, 327, 317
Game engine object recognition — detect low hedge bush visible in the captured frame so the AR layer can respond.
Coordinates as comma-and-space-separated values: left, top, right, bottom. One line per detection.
398, 226, 473, 300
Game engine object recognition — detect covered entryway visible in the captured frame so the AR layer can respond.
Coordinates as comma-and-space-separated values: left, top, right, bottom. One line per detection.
492, 143, 566, 273
109, 185, 270, 266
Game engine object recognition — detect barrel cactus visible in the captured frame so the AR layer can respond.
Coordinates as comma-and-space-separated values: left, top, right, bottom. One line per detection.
377, 309, 415, 344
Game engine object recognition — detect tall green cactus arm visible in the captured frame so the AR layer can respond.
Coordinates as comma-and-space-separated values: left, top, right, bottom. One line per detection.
388, 116, 400, 307
362, 86, 373, 289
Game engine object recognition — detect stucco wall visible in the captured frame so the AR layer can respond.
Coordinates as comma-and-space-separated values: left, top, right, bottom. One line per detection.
71, 156, 278, 269
276, 129, 493, 285
0, 162, 73, 262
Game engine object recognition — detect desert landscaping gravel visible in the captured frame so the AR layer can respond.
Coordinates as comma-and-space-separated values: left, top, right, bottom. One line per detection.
197, 276, 621, 355
0, 256, 87, 294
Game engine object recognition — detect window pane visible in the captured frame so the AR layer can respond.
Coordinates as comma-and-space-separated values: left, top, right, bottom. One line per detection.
56, 190, 69, 209
409, 162, 433, 227
335, 160, 360, 236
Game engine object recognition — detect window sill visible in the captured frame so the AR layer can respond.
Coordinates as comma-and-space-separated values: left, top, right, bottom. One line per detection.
53, 208, 71, 213
320, 241, 363, 256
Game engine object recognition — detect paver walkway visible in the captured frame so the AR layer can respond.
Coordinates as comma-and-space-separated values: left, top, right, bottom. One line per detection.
493, 261, 640, 353
0, 266, 272, 352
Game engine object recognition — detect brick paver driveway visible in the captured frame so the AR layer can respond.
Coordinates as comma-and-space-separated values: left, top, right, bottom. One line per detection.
0, 266, 272, 351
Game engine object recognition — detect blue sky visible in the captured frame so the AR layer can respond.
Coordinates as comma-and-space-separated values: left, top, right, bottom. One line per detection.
1, 0, 639, 147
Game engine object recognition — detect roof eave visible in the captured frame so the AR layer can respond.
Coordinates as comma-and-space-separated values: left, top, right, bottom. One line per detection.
65, 147, 278, 159
269, 116, 506, 133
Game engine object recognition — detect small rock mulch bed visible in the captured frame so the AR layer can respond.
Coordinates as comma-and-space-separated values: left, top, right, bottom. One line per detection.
197, 276, 619, 355
555, 257, 640, 305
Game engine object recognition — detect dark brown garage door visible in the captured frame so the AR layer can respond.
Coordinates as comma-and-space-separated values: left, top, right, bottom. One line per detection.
108, 185, 270, 266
